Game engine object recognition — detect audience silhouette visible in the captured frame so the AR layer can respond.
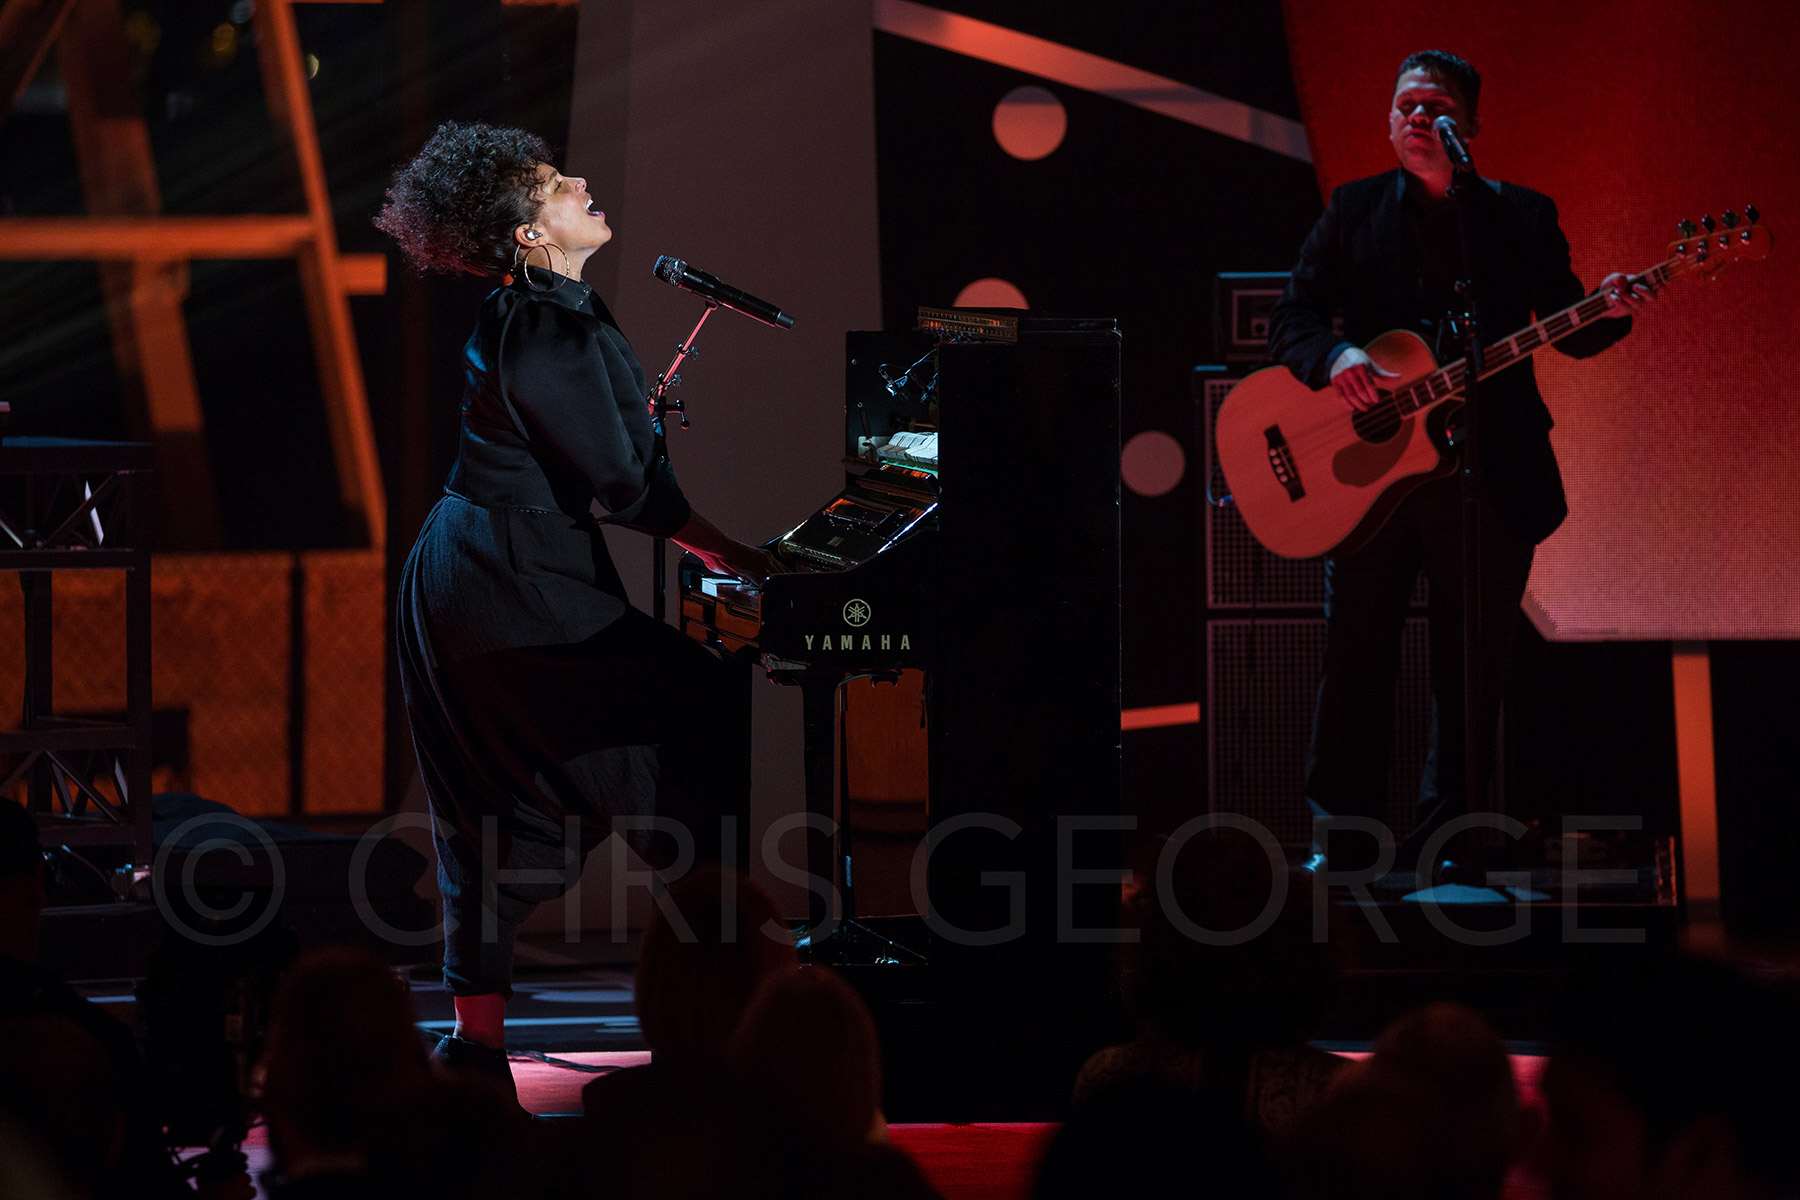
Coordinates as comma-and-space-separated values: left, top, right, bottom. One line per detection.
262, 946, 537, 1200
1537, 955, 1800, 1200
1285, 1002, 1522, 1200
0, 799, 205, 1199
723, 966, 941, 1200
1075, 826, 1342, 1137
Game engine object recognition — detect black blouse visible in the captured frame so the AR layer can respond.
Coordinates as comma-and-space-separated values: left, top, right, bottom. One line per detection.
446, 272, 690, 537
399, 272, 691, 659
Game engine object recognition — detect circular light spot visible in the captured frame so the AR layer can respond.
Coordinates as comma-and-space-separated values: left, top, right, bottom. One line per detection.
992, 85, 1067, 160
1122, 431, 1186, 497
952, 277, 1028, 309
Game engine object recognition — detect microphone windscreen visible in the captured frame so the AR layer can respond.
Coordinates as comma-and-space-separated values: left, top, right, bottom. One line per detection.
652, 256, 685, 283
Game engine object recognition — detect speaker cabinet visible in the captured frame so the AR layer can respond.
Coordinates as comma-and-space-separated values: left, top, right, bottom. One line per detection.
1205, 616, 1431, 847
1198, 367, 1328, 609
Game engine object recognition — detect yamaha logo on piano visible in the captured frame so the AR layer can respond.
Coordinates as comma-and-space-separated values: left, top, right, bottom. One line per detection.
804, 631, 912, 653
806, 597, 908, 652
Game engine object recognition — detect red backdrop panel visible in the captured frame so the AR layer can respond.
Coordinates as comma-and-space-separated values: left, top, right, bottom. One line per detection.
1281, 0, 1800, 639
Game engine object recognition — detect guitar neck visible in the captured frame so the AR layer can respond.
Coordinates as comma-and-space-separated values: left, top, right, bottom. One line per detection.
1390, 255, 1678, 417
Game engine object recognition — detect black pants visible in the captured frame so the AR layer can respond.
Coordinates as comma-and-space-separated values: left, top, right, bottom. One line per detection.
1305, 477, 1535, 847
423, 608, 750, 998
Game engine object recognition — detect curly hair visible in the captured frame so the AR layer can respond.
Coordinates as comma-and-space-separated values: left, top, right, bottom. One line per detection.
373, 121, 552, 277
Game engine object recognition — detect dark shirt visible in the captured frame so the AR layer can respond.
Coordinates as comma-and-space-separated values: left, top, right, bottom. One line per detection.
447, 273, 690, 538
1401, 180, 1467, 359
407, 273, 692, 658
1266, 168, 1633, 541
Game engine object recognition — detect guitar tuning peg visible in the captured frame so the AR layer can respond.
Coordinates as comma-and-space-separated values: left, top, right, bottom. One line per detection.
1701, 214, 1716, 232
1677, 218, 1697, 237
1745, 204, 1759, 225
1723, 209, 1739, 228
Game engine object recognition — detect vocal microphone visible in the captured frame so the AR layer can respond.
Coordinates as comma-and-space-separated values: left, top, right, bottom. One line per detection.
1432, 115, 1475, 173
652, 256, 795, 329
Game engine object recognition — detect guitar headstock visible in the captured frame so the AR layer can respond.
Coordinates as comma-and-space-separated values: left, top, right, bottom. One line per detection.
1668, 206, 1772, 281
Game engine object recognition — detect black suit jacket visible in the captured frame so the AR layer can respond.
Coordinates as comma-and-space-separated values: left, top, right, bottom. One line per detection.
1266, 169, 1631, 543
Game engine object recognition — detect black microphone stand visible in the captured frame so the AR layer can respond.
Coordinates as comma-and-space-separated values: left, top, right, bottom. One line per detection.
1441, 131, 1491, 880
647, 300, 718, 622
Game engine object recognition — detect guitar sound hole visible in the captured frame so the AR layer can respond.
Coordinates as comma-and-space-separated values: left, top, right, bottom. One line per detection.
1350, 400, 1403, 444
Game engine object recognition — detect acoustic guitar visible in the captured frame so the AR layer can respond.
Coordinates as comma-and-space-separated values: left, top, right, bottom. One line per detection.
1214, 209, 1771, 559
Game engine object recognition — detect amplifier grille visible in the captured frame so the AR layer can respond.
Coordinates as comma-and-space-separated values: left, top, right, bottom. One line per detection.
1205, 616, 1431, 846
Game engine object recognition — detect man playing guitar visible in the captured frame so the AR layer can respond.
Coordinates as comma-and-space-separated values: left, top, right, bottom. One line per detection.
1265, 50, 1655, 874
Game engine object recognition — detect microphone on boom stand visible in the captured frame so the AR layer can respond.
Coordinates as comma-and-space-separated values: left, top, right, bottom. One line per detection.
644, 255, 793, 621
1432, 115, 1476, 174
653, 256, 795, 330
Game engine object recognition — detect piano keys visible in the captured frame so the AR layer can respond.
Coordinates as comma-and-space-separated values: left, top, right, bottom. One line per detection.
679, 459, 936, 674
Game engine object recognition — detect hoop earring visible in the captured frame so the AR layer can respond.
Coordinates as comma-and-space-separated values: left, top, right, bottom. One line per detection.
512, 241, 570, 292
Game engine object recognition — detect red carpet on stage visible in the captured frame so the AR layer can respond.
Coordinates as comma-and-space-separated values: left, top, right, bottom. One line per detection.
488, 1050, 1557, 1200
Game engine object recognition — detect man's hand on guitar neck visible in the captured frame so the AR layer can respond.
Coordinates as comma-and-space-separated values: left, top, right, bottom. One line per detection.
1600, 271, 1659, 319
1328, 345, 1402, 411
1323, 269, 1652, 416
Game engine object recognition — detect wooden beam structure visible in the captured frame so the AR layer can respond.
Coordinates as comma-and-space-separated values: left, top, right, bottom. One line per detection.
0, 0, 80, 121
1672, 642, 1723, 945
0, 0, 389, 549
0, 219, 386, 294
253, 0, 386, 548
338, 252, 387, 297
0, 215, 316, 257
59, 0, 222, 547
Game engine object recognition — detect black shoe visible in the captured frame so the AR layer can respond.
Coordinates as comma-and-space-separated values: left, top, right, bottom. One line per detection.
431, 1033, 518, 1105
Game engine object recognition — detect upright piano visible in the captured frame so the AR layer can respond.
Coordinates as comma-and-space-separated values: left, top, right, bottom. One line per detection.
680, 308, 1122, 954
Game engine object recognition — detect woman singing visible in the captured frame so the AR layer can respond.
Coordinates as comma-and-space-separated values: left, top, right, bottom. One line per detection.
375, 122, 770, 1096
